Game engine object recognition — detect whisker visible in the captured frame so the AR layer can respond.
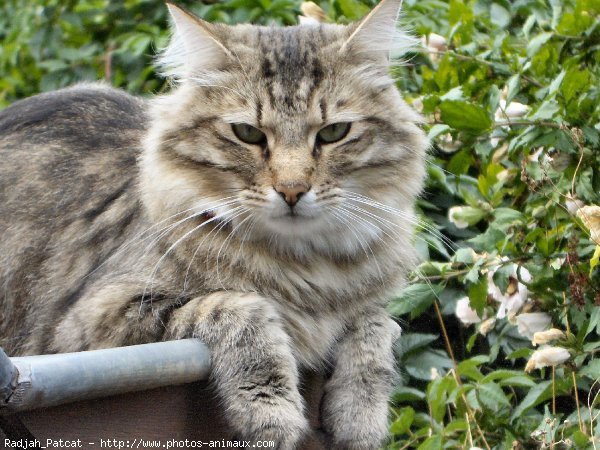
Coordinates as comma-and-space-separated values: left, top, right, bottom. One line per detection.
327, 206, 385, 285
216, 210, 254, 290
344, 192, 457, 252
83, 197, 237, 280
141, 198, 239, 257
141, 205, 244, 310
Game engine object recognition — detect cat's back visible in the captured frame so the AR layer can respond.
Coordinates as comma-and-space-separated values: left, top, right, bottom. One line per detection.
0, 83, 148, 353
0, 83, 146, 221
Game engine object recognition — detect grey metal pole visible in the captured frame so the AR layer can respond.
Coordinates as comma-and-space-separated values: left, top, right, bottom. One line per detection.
0, 347, 17, 405
0, 339, 210, 413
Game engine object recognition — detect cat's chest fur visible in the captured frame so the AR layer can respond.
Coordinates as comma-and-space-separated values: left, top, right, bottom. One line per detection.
157, 232, 402, 368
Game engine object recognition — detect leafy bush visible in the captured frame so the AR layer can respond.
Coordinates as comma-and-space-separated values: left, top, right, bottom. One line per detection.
1, 0, 598, 448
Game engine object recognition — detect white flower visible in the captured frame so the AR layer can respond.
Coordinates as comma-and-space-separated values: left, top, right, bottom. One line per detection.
448, 206, 484, 229
577, 205, 600, 245
516, 312, 552, 340
421, 33, 447, 62
525, 346, 570, 372
527, 147, 544, 163
495, 99, 530, 121
427, 33, 447, 51
411, 97, 424, 114
565, 194, 584, 215
422, 33, 447, 53
298, 1, 327, 25
455, 297, 483, 325
487, 264, 531, 319
438, 133, 462, 153
298, 15, 320, 25
532, 328, 565, 346
479, 318, 496, 336
496, 169, 515, 183
430, 367, 440, 380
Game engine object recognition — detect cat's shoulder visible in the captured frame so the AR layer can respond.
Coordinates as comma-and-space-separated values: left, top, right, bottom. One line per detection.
0, 82, 147, 139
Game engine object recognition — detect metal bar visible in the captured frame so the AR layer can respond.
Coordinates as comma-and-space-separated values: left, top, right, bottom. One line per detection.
0, 339, 210, 413
0, 347, 17, 405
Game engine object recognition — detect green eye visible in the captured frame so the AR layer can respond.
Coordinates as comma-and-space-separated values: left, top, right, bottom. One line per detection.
231, 123, 266, 145
317, 122, 351, 144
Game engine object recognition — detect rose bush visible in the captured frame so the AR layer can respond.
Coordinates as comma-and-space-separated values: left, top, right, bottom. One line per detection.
0, 0, 598, 448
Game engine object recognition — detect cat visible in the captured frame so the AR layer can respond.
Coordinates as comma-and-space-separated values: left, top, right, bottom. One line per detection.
0, 0, 428, 448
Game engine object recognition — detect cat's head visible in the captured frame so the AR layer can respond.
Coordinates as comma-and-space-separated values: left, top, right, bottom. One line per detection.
141, 0, 428, 257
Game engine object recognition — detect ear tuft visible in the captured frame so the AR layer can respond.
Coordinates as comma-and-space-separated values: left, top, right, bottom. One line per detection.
157, 3, 232, 82
341, 0, 418, 62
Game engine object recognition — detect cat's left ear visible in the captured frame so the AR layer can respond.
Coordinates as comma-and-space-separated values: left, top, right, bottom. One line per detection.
341, 0, 413, 62
158, 3, 232, 80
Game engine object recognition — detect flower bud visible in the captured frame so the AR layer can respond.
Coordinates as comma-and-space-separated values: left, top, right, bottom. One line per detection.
479, 318, 496, 336
495, 99, 530, 121
299, 1, 328, 24
427, 33, 447, 51
448, 206, 485, 229
532, 328, 565, 346
525, 346, 570, 372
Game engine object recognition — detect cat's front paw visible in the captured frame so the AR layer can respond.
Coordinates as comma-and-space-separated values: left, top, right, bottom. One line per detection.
323, 410, 389, 450
236, 398, 309, 449
321, 378, 391, 450
167, 292, 308, 449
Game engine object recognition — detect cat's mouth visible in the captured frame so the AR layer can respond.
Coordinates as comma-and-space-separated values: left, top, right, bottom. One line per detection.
276, 209, 314, 220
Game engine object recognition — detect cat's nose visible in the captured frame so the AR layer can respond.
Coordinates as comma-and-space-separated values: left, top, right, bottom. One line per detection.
274, 183, 310, 207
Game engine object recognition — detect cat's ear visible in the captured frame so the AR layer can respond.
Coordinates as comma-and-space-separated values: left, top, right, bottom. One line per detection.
158, 3, 232, 80
341, 0, 414, 62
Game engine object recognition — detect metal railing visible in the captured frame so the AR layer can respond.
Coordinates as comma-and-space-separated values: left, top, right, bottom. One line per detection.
0, 339, 211, 413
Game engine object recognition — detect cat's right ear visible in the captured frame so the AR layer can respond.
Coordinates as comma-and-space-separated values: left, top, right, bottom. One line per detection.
158, 3, 233, 81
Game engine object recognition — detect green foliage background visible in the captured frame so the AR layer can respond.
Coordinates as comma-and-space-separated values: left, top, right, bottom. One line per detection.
1, 0, 598, 448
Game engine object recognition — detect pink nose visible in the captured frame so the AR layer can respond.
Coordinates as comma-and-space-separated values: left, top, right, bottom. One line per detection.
274, 183, 310, 207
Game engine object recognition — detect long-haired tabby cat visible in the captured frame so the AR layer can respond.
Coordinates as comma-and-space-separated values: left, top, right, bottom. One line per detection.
0, 0, 427, 448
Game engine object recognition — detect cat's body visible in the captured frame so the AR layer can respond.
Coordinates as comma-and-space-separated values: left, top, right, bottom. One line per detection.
0, 1, 427, 449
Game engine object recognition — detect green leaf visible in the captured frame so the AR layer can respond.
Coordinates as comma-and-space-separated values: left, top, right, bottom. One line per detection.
468, 277, 488, 317
447, 149, 475, 175
390, 407, 415, 435
530, 99, 560, 120
477, 382, 511, 412
336, 0, 369, 20
586, 306, 600, 337
569, 430, 591, 448
526, 32, 553, 57
405, 348, 453, 381
579, 359, 600, 380
427, 376, 456, 422
490, 3, 510, 28
395, 333, 440, 358
493, 207, 524, 227
392, 386, 427, 403
561, 68, 591, 104
510, 378, 571, 421
590, 245, 600, 276
439, 100, 492, 132
417, 435, 442, 450
388, 284, 442, 319
505, 74, 520, 104
428, 124, 451, 140
457, 357, 486, 381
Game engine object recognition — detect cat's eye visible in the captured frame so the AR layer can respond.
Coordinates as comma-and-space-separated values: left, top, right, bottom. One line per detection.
316, 122, 351, 144
231, 123, 266, 145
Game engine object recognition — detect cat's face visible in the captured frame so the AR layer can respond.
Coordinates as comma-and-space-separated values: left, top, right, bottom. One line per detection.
142, 1, 428, 256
